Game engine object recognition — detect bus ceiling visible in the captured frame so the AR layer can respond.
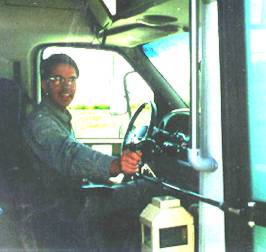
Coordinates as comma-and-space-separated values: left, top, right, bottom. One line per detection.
86, 0, 189, 48
2, 0, 87, 10
2, 0, 189, 48
2, 0, 189, 47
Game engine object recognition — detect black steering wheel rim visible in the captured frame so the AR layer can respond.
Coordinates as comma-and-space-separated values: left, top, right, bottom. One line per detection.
122, 101, 157, 151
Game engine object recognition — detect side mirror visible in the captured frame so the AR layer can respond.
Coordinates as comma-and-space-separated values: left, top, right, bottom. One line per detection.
110, 70, 154, 117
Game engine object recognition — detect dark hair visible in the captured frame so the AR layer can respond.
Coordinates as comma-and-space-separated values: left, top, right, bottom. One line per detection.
41, 53, 79, 80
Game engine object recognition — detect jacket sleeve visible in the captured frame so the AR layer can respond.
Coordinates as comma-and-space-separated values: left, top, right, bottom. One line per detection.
22, 113, 115, 182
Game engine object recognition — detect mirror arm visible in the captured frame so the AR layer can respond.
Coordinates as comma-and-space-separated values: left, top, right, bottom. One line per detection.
123, 71, 135, 119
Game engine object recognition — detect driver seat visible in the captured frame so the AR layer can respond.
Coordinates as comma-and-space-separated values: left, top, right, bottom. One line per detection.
0, 77, 25, 248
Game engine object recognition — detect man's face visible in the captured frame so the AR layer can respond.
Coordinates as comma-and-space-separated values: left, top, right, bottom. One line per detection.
42, 63, 77, 109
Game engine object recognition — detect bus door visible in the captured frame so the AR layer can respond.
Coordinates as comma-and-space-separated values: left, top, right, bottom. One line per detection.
219, 0, 266, 251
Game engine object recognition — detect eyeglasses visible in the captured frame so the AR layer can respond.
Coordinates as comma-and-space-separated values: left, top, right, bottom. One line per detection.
47, 75, 77, 87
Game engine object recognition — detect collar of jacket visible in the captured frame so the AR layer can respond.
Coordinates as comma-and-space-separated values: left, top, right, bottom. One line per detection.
42, 97, 72, 126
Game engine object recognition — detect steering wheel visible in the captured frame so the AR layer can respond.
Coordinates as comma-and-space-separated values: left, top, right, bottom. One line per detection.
121, 102, 158, 179
122, 101, 157, 152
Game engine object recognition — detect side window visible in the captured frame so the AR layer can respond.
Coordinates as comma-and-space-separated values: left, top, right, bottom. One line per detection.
42, 47, 154, 153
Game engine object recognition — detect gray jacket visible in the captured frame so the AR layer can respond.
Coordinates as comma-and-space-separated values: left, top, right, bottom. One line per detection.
22, 98, 115, 208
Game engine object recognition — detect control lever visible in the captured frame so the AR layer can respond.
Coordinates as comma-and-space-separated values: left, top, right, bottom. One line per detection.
81, 182, 126, 192
135, 173, 264, 226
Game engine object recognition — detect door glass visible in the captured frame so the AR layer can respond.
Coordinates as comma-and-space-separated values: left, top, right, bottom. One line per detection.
245, 0, 266, 249
245, 0, 266, 202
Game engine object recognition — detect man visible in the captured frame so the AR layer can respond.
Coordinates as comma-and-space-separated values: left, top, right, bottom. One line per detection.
24, 53, 141, 181
22, 54, 160, 250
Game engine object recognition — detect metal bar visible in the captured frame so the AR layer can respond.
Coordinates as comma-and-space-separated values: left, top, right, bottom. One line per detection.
138, 173, 224, 209
137, 174, 251, 217
187, 0, 218, 171
190, 0, 199, 150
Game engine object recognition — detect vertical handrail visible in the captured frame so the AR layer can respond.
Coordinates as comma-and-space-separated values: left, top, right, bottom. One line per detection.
187, 0, 217, 171
190, 0, 199, 151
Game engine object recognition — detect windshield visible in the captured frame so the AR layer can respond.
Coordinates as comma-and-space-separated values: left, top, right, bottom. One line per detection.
142, 32, 190, 105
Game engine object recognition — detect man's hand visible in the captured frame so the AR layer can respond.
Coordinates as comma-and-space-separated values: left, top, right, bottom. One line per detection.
110, 150, 142, 176
120, 150, 142, 175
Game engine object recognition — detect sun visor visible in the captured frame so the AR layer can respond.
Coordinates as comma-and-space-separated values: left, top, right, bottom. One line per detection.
88, 0, 189, 48
100, 20, 180, 48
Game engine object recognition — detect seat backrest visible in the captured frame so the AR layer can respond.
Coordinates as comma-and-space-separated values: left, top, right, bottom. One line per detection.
0, 78, 23, 205
0, 78, 24, 248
